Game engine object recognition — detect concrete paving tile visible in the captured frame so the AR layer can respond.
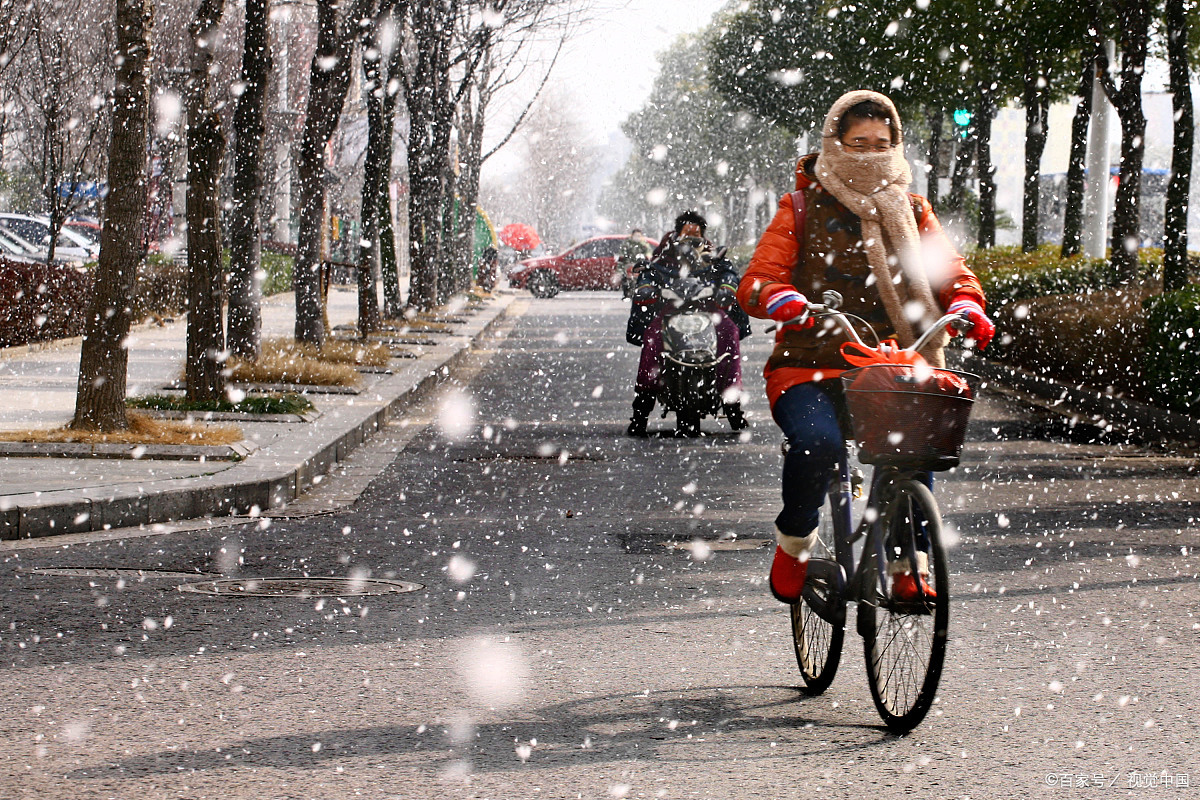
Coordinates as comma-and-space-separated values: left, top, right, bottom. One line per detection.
0, 292, 516, 537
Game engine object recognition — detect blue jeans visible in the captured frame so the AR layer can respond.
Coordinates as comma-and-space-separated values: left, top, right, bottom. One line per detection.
772, 381, 933, 545
772, 382, 846, 537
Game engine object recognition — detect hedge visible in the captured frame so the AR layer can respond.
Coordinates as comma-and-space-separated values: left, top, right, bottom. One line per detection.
0, 257, 191, 348
968, 245, 1162, 310
1143, 286, 1200, 413
0, 259, 92, 346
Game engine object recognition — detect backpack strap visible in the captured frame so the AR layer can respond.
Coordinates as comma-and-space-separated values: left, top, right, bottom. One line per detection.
789, 189, 807, 242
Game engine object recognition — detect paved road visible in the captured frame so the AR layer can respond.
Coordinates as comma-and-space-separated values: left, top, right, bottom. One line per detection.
1, 293, 1197, 799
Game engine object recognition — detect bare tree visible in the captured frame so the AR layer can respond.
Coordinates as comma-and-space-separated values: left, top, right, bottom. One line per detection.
71, 0, 153, 431
0, 0, 31, 166
1090, 0, 1153, 281
357, 0, 405, 333
184, 0, 229, 403
400, 0, 456, 309
451, 0, 574, 294
5, 1, 112, 262
401, 0, 580, 306
227, 0, 273, 358
294, 0, 372, 346
491, 88, 598, 249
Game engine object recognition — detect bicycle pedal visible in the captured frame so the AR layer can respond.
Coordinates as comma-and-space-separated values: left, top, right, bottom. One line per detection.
850, 467, 865, 498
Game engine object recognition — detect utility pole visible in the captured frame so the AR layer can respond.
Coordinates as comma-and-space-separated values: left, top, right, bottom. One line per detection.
1083, 41, 1115, 258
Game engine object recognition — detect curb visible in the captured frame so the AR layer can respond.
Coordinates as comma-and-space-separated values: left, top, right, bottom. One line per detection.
1, 293, 517, 540
957, 351, 1200, 445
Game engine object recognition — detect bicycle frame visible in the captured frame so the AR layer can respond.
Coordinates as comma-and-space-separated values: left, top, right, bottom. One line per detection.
782, 291, 963, 728
804, 445, 935, 616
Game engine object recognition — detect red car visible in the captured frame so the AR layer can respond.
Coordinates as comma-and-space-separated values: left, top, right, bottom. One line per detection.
507, 234, 657, 298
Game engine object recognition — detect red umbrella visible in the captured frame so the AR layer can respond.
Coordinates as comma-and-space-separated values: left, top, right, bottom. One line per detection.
499, 223, 540, 252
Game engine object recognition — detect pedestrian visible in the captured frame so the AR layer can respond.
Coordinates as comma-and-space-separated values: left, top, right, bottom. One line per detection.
619, 227, 653, 264
617, 228, 655, 297
736, 90, 996, 602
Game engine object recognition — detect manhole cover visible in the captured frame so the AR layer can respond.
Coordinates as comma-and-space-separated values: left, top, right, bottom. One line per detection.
664, 538, 770, 552
178, 576, 423, 597
29, 567, 220, 579
456, 451, 606, 463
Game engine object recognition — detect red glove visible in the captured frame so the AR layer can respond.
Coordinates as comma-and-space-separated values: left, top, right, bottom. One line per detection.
764, 287, 813, 327
946, 297, 995, 349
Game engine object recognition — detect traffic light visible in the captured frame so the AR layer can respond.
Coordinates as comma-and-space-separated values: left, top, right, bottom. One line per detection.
952, 108, 973, 138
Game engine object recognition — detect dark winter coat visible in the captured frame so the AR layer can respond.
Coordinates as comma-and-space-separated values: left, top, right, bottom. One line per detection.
625, 236, 751, 345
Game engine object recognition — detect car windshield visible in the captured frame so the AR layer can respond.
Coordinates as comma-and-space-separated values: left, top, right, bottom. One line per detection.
65, 224, 99, 245
0, 223, 44, 254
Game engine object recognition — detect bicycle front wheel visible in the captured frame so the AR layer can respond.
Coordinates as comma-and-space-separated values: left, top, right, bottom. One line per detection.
789, 491, 845, 695
859, 479, 949, 732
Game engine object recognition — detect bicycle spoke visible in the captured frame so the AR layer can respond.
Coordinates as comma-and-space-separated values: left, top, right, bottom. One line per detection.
788, 490, 845, 695
861, 479, 949, 732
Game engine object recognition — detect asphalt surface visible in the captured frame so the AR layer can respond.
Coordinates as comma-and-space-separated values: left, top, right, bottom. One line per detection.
1, 292, 1198, 799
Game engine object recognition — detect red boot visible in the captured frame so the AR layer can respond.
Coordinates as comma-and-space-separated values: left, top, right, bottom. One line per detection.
891, 572, 937, 602
890, 552, 936, 601
769, 546, 808, 603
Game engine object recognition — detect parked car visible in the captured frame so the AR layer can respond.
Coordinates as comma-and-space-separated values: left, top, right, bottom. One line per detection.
0, 213, 99, 261
507, 234, 658, 298
64, 219, 101, 247
0, 227, 44, 264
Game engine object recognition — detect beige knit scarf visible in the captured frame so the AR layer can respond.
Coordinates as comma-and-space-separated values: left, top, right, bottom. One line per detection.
813, 90, 948, 365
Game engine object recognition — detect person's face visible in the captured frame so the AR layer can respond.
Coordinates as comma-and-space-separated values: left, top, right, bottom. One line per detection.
840, 117, 894, 153
679, 222, 703, 238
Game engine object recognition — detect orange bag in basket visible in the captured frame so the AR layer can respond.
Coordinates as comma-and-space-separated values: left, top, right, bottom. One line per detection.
838, 341, 974, 468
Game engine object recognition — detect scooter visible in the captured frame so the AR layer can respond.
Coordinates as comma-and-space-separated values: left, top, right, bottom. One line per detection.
657, 272, 728, 436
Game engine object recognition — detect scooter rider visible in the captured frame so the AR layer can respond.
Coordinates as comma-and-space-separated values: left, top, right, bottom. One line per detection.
625, 210, 750, 437
737, 91, 995, 603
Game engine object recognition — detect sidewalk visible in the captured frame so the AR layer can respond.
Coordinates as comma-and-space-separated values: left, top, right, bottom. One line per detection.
0, 287, 515, 540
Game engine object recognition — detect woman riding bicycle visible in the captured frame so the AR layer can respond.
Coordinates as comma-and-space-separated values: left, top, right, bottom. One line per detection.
736, 90, 995, 604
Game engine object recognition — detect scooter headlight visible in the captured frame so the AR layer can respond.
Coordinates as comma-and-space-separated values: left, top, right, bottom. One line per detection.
666, 314, 709, 336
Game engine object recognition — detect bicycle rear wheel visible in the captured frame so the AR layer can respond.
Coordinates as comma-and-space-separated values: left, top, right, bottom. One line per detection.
858, 479, 948, 732
789, 492, 845, 695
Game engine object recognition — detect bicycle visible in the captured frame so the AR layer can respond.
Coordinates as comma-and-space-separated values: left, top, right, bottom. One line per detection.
774, 291, 978, 732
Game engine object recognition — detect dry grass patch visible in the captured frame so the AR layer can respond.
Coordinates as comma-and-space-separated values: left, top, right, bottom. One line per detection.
0, 412, 242, 446
377, 318, 455, 334
311, 337, 392, 367
995, 283, 1155, 400
224, 337, 392, 387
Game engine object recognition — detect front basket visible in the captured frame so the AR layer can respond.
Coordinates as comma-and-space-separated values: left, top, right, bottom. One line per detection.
840, 364, 979, 470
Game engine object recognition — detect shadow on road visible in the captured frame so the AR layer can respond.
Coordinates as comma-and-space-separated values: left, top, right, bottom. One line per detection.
69, 684, 895, 780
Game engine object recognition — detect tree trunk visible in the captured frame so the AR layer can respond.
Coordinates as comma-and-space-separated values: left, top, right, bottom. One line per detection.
380, 189, 403, 317
947, 132, 974, 215
356, 17, 389, 335
976, 94, 997, 249
378, 24, 406, 319
185, 0, 229, 404
227, 0, 272, 359
72, 0, 152, 431
1097, 2, 1151, 281
432, 69, 456, 304
293, 0, 367, 345
405, 0, 455, 310
1061, 54, 1094, 257
925, 107, 942, 210
1163, 0, 1193, 291
1021, 64, 1050, 252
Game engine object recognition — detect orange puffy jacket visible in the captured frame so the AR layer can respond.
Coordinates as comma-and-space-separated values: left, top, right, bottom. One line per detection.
737, 154, 985, 408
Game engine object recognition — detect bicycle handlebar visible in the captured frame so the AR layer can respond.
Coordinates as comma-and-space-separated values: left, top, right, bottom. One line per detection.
766, 302, 974, 354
